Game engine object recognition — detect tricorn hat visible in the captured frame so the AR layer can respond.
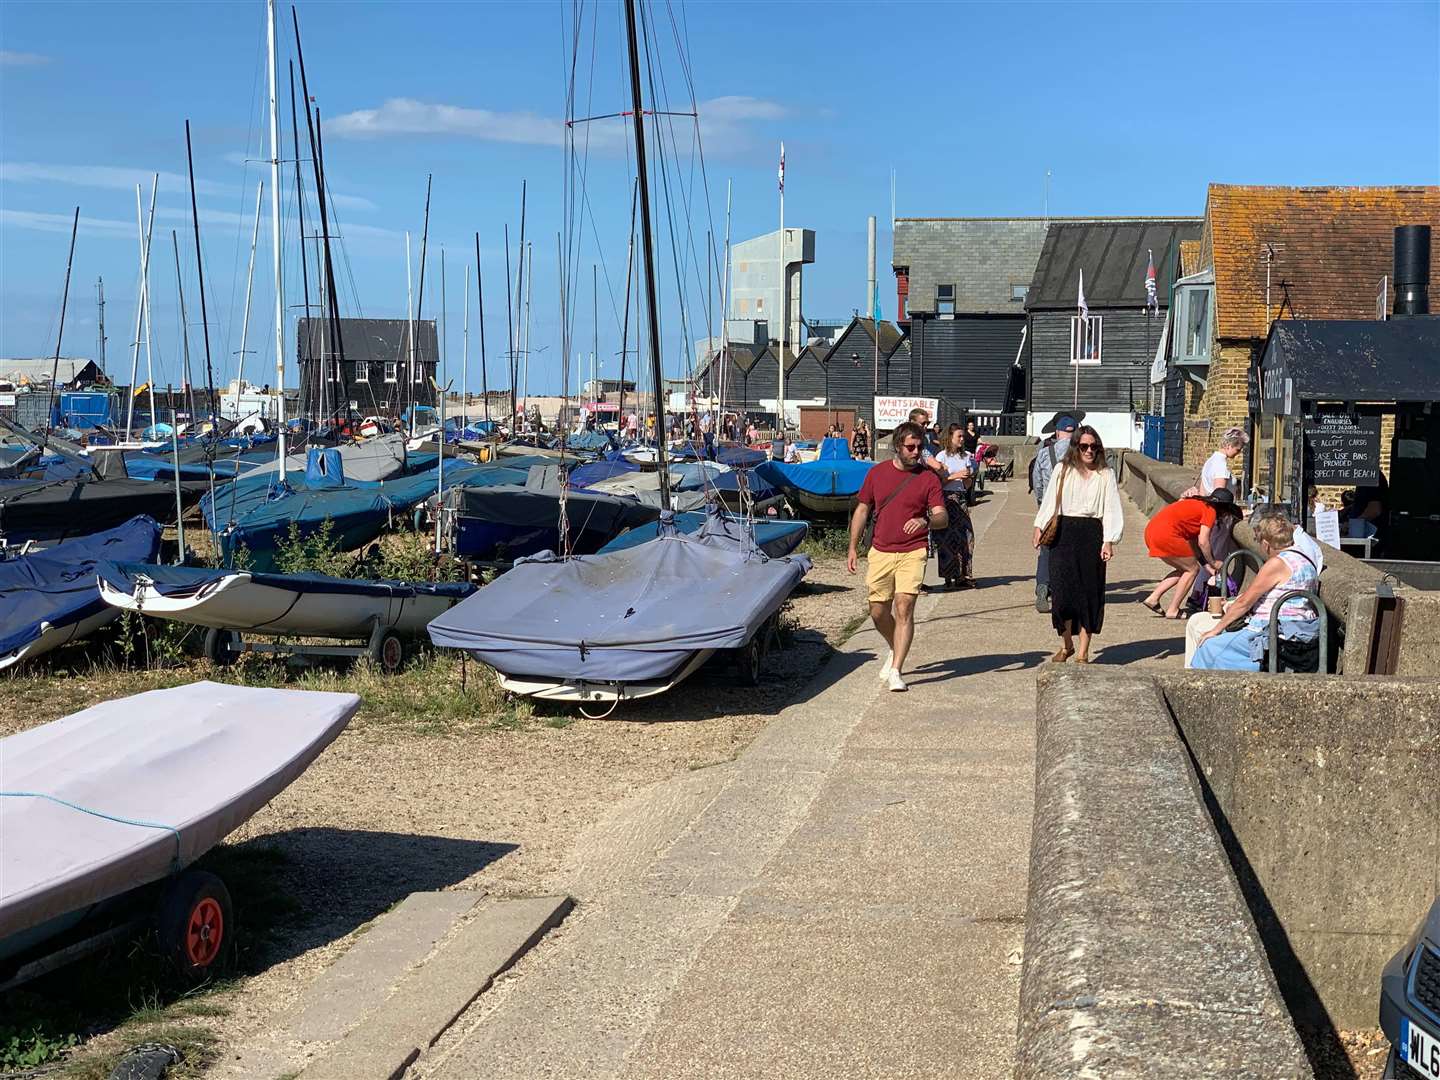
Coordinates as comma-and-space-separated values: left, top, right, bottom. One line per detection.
1041, 410, 1086, 434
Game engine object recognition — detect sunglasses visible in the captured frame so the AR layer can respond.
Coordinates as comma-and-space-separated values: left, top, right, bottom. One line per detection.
1077, 442, 1100, 452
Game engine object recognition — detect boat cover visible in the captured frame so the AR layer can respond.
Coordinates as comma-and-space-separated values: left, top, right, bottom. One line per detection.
0, 478, 202, 544
562, 431, 612, 452
96, 562, 474, 601
0, 516, 162, 660
754, 457, 872, 498
600, 510, 807, 560
446, 484, 660, 537
714, 444, 768, 469
818, 437, 852, 460
242, 433, 407, 483
0, 681, 358, 939
428, 514, 811, 682
566, 459, 641, 488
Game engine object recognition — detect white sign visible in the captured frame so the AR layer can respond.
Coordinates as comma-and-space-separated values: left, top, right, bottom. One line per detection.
0, 394, 14, 407
1313, 509, 1341, 550
873, 396, 939, 430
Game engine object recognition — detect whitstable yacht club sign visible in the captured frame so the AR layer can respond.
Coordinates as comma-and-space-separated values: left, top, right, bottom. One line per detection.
874, 396, 939, 430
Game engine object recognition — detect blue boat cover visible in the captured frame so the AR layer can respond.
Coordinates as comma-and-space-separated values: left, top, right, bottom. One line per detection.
753, 457, 873, 498
96, 561, 474, 601
305, 447, 345, 488
566, 459, 641, 488
428, 513, 810, 682
819, 437, 851, 460
600, 510, 807, 560
714, 444, 768, 469
562, 431, 612, 452
0, 516, 162, 658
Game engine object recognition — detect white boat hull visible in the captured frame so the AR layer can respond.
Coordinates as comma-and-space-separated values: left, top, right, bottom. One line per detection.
0, 610, 118, 672
494, 649, 715, 703
99, 573, 460, 639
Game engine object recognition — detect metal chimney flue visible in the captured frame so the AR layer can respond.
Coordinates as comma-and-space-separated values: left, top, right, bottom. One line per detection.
1393, 224, 1430, 316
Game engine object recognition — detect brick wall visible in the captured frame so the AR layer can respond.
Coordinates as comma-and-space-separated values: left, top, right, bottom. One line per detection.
1182, 340, 1253, 475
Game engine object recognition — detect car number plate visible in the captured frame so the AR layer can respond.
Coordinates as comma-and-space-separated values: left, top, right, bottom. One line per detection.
1403, 1017, 1440, 1079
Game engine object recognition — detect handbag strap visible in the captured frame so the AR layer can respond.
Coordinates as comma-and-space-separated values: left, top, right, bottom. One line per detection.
1052, 463, 1068, 509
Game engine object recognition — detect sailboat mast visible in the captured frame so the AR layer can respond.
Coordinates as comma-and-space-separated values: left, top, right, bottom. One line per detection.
413, 175, 432, 421
235, 179, 264, 406
462, 260, 469, 428
719, 178, 732, 418
623, 0, 670, 510
618, 178, 637, 425
172, 231, 195, 422
126, 179, 158, 439
96, 278, 106, 377
184, 120, 218, 431
514, 181, 527, 428
476, 232, 490, 424
266, 0, 287, 478
523, 242, 533, 423
503, 224, 515, 428
44, 207, 80, 441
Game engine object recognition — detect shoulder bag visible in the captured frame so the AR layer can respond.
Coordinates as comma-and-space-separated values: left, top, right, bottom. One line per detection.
1037, 464, 1068, 548
860, 468, 922, 551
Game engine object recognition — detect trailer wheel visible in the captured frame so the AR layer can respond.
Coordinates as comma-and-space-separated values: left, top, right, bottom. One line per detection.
372, 630, 405, 674
202, 628, 239, 667
735, 627, 768, 686
157, 870, 232, 983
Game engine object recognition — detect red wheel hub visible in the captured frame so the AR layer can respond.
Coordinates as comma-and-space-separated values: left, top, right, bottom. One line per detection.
185, 897, 225, 967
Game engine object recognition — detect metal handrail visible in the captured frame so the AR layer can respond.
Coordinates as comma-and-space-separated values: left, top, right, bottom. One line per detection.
1220, 550, 1264, 600
1266, 588, 1328, 674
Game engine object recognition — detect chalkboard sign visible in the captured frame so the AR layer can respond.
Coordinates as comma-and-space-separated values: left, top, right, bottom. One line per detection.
1304, 414, 1381, 485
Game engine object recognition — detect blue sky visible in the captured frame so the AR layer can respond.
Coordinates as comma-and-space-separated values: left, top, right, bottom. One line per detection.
3, 0, 1437, 396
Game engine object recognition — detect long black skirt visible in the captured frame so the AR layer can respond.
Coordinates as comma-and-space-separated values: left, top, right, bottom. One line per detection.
1049, 515, 1106, 635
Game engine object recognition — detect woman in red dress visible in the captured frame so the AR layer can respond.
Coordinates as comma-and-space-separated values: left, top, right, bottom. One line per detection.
1140, 491, 1243, 619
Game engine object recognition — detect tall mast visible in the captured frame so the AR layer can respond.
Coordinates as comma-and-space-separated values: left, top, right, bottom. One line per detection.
172, 230, 195, 422
288, 61, 312, 363
126, 179, 158, 439
720, 177, 732, 416
44, 207, 80, 441
96, 278, 107, 376
503, 224, 515, 427
618, 178, 637, 424
476, 232, 490, 424
514, 181, 527, 426
235, 179, 264, 404
412, 175, 433, 419
462, 259, 469, 427
140, 179, 158, 438
623, 0, 670, 509
405, 232, 414, 416
184, 120, 217, 433
523, 242, 533, 423
267, 0, 286, 479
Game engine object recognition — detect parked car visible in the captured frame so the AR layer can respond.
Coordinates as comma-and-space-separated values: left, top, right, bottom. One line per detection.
1382, 897, 1440, 1079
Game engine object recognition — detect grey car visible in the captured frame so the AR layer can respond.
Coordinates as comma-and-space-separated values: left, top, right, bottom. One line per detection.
1383, 898, 1440, 1079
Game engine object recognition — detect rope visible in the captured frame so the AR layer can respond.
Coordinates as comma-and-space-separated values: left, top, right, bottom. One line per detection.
1, 791, 181, 868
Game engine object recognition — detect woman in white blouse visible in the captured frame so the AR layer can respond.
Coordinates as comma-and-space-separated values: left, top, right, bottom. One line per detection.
1031, 425, 1125, 663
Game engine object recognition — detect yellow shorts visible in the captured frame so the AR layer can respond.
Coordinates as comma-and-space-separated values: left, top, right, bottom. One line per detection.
865, 546, 928, 603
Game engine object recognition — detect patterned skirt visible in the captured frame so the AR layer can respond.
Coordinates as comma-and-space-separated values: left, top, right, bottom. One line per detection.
936, 490, 974, 583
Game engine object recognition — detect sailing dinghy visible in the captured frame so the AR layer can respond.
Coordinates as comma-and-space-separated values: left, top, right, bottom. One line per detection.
428, 512, 810, 705
0, 515, 162, 671
0, 681, 357, 984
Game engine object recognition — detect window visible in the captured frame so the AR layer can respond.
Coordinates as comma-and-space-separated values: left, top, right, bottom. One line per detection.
936, 284, 956, 316
354, 361, 370, 383
1175, 284, 1213, 364
1069, 315, 1103, 365
384, 362, 399, 384
755, 297, 765, 312
1010, 283, 1029, 302
412, 361, 424, 384
326, 360, 342, 383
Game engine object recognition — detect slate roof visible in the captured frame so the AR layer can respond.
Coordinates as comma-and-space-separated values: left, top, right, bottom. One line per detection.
818, 317, 908, 361
1262, 317, 1440, 402
1201, 184, 1440, 341
297, 318, 438, 364
0, 358, 102, 386
1024, 220, 1201, 311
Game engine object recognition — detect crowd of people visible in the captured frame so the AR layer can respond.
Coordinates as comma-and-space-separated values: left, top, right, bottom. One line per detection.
844, 405, 1327, 687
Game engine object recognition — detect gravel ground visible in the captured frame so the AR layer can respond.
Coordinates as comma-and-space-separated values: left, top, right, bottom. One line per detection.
0, 548, 863, 1074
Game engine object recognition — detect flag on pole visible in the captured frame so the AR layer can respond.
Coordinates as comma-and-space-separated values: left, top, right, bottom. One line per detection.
1077, 268, 1088, 321
1145, 249, 1158, 314
777, 142, 785, 193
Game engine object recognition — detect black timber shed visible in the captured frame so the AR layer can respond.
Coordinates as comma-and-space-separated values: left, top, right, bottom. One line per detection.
1258, 318, 1440, 409
298, 317, 438, 415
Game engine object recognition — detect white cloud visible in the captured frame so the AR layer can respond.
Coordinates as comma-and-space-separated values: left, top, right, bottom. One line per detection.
1, 162, 228, 198
329, 192, 378, 213
1, 204, 400, 246
0, 51, 50, 67
0, 208, 134, 237
327, 95, 787, 156
329, 98, 564, 146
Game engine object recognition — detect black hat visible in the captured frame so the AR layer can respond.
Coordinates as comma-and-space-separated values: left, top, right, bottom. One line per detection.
1041, 410, 1086, 434
1204, 488, 1244, 517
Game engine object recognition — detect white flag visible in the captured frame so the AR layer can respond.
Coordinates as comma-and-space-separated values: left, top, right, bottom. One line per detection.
1077, 268, 1089, 321
778, 142, 785, 193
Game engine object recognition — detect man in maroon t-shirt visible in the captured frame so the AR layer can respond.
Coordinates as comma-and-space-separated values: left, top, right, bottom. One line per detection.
846, 421, 948, 691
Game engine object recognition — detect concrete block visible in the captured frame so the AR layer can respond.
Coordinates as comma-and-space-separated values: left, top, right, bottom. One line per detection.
288, 890, 485, 1044
301, 895, 573, 1080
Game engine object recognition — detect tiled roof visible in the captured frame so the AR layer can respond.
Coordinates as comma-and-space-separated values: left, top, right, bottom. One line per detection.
1025, 220, 1201, 310
1178, 240, 1202, 276
1203, 184, 1440, 341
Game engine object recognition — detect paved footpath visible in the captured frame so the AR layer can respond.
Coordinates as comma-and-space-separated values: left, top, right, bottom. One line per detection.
419, 481, 1183, 1080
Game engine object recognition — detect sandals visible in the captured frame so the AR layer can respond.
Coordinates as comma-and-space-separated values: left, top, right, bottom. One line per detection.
1140, 600, 1163, 616
1074, 656, 1091, 664
1050, 647, 1074, 663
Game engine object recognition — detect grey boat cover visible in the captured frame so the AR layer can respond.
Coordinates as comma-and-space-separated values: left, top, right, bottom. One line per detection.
427, 512, 811, 682
244, 433, 407, 483
0, 681, 358, 939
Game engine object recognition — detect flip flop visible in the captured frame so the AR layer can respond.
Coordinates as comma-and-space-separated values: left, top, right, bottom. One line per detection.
1140, 600, 1164, 615
1162, 612, 1187, 621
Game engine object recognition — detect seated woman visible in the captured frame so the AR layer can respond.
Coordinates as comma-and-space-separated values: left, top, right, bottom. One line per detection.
1140, 490, 1243, 619
1191, 514, 1320, 671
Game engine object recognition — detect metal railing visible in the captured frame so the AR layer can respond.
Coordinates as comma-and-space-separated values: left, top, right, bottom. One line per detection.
1266, 588, 1328, 674
1220, 550, 1263, 599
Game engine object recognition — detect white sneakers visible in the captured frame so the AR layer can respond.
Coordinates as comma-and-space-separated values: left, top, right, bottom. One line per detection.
887, 669, 908, 692
878, 650, 894, 682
